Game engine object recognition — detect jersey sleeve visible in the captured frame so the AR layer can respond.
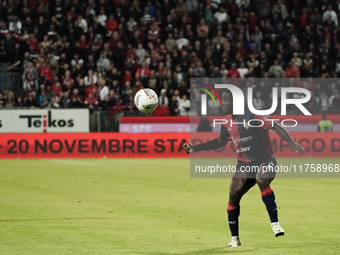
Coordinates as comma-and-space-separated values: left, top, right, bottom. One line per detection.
254, 114, 277, 131
220, 125, 231, 141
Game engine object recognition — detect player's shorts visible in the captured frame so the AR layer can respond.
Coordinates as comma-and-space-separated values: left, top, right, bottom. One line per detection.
235, 156, 277, 179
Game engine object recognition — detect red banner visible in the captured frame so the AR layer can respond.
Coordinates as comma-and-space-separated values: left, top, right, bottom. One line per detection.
191, 132, 340, 158
0, 132, 338, 159
0, 133, 190, 159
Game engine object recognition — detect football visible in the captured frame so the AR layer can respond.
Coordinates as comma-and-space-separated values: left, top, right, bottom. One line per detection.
134, 88, 159, 113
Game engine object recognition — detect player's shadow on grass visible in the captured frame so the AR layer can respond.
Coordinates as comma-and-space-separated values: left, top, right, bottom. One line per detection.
132, 247, 256, 255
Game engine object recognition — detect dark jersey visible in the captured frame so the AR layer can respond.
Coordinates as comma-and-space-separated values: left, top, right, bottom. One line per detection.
220, 107, 276, 162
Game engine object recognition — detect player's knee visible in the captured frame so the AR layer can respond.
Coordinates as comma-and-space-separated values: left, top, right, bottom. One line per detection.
229, 185, 243, 201
256, 178, 270, 190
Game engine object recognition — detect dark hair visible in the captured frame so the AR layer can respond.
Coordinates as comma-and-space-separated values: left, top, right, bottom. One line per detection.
222, 89, 233, 100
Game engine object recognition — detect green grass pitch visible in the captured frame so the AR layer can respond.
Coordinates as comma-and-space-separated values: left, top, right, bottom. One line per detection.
0, 158, 340, 255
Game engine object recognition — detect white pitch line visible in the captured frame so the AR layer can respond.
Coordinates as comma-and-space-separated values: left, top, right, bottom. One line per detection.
50, 159, 95, 165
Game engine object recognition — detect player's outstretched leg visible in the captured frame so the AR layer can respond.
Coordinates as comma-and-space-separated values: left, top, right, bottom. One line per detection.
257, 159, 285, 237
227, 170, 256, 247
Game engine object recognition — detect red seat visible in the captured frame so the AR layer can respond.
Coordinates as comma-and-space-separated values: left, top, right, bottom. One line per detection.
153, 106, 169, 116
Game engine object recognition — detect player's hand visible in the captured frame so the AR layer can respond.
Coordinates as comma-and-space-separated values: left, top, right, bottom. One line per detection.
183, 142, 194, 154
289, 141, 305, 155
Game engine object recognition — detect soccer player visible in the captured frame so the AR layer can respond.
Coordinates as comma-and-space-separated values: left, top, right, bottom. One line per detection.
183, 89, 305, 247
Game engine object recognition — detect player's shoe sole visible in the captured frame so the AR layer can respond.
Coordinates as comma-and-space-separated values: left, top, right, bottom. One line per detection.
272, 224, 285, 237
227, 237, 241, 247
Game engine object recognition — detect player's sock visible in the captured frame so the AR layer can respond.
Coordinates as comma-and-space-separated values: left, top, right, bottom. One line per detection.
227, 203, 240, 237
261, 186, 278, 223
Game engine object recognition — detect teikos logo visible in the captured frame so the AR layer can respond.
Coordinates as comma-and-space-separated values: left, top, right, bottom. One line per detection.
198, 84, 312, 128
19, 110, 74, 132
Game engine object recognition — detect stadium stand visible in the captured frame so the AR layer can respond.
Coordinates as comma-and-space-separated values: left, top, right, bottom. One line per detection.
1, 0, 340, 126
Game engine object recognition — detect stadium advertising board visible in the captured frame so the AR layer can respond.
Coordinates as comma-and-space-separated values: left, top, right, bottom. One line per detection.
120, 115, 340, 133
0, 109, 89, 133
0, 132, 338, 159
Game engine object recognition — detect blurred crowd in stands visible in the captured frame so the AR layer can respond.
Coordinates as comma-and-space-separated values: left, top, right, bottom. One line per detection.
1, 0, 340, 116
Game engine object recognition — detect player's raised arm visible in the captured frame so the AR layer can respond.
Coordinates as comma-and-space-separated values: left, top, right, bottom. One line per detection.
271, 122, 305, 155
183, 122, 231, 154
183, 137, 229, 154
